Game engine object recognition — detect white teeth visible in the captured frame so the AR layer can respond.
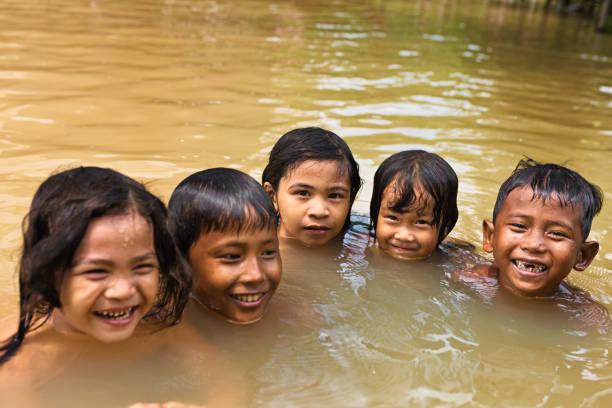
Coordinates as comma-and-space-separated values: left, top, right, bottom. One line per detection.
96, 308, 133, 319
514, 260, 546, 273
231, 294, 264, 303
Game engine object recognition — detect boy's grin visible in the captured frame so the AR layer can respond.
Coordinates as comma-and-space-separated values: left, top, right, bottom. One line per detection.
189, 227, 281, 324
512, 259, 547, 275
483, 186, 598, 297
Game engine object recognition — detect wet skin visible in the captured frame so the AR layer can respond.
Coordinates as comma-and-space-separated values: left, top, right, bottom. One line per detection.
264, 160, 351, 248
53, 212, 159, 342
189, 227, 281, 324
375, 185, 440, 261
482, 186, 599, 297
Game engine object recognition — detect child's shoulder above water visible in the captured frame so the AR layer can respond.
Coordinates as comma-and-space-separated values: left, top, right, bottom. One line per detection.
453, 158, 609, 331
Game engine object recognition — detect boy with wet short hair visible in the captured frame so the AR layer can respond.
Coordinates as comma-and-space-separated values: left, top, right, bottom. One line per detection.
465, 158, 603, 300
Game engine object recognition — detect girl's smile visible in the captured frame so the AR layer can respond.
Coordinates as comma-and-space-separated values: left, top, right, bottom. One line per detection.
53, 212, 159, 342
375, 185, 440, 261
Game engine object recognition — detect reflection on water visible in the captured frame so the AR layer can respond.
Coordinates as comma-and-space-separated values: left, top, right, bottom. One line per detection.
1, 0, 611, 406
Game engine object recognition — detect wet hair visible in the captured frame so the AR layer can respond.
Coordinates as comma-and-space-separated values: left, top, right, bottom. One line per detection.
0, 167, 191, 366
493, 158, 603, 241
261, 127, 363, 229
370, 150, 458, 245
168, 168, 278, 257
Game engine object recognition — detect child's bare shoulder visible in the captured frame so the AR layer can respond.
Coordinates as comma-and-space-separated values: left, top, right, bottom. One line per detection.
453, 263, 499, 281
558, 283, 611, 332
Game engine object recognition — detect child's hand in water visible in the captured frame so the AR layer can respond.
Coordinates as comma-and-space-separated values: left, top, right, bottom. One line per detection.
128, 402, 206, 408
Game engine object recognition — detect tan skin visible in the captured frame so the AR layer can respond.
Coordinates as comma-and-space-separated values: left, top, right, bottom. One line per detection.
264, 159, 351, 248
454, 187, 607, 329
188, 227, 282, 324
0, 214, 243, 407
375, 184, 440, 261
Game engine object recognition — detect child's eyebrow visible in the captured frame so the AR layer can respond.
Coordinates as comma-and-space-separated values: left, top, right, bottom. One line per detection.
328, 185, 349, 192
288, 183, 313, 190
73, 252, 157, 267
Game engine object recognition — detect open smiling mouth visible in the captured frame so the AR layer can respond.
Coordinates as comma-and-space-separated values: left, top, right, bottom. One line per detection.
512, 259, 547, 274
94, 307, 136, 320
230, 293, 266, 303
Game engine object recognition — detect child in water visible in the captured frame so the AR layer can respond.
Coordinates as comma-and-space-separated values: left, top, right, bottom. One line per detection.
262, 127, 362, 248
0, 167, 191, 367
466, 159, 602, 297
456, 159, 609, 328
168, 168, 281, 324
370, 150, 458, 261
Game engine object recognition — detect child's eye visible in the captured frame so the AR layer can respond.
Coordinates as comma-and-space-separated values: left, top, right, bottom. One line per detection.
82, 269, 108, 280
549, 230, 569, 239
219, 253, 241, 261
134, 263, 158, 274
328, 192, 346, 200
384, 214, 399, 221
416, 219, 431, 226
261, 249, 278, 258
294, 190, 310, 197
509, 223, 527, 230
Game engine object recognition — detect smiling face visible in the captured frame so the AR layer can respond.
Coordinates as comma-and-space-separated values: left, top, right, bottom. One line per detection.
53, 212, 159, 342
483, 186, 599, 297
375, 184, 440, 261
265, 160, 351, 248
188, 227, 281, 324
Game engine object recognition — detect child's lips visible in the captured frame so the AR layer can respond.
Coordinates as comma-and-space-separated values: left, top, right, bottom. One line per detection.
229, 291, 268, 307
390, 242, 419, 252
304, 225, 331, 235
93, 306, 138, 325
512, 259, 548, 276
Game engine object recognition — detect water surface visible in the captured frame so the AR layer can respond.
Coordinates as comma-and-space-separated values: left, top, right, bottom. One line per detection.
1, 0, 611, 406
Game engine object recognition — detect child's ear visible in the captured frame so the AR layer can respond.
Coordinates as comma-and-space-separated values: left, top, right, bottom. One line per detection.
263, 182, 278, 210
482, 219, 495, 253
574, 241, 599, 271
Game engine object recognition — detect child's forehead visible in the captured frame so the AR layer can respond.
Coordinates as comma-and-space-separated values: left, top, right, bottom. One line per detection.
502, 186, 582, 216
285, 159, 349, 181
384, 180, 431, 201
383, 182, 434, 211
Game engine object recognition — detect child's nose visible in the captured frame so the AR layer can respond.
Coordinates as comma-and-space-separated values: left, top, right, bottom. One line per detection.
240, 256, 265, 283
307, 197, 329, 218
521, 230, 546, 252
104, 277, 136, 299
395, 226, 416, 241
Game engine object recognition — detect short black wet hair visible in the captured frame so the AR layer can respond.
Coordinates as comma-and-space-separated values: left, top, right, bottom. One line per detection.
261, 127, 363, 229
493, 158, 603, 241
168, 168, 278, 257
370, 150, 458, 245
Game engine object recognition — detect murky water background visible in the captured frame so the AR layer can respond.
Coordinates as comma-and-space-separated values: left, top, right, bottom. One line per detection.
1, 0, 611, 406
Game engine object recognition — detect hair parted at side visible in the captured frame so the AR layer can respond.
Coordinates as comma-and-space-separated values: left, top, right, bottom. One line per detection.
493, 158, 603, 241
0, 166, 192, 366
370, 150, 458, 245
261, 127, 363, 228
168, 168, 278, 257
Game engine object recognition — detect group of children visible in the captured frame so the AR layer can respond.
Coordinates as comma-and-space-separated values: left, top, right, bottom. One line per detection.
0, 127, 607, 376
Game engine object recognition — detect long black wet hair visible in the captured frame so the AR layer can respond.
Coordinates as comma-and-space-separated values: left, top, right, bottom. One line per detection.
0, 167, 192, 365
370, 150, 458, 245
261, 127, 363, 229
493, 158, 603, 241
168, 167, 278, 257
